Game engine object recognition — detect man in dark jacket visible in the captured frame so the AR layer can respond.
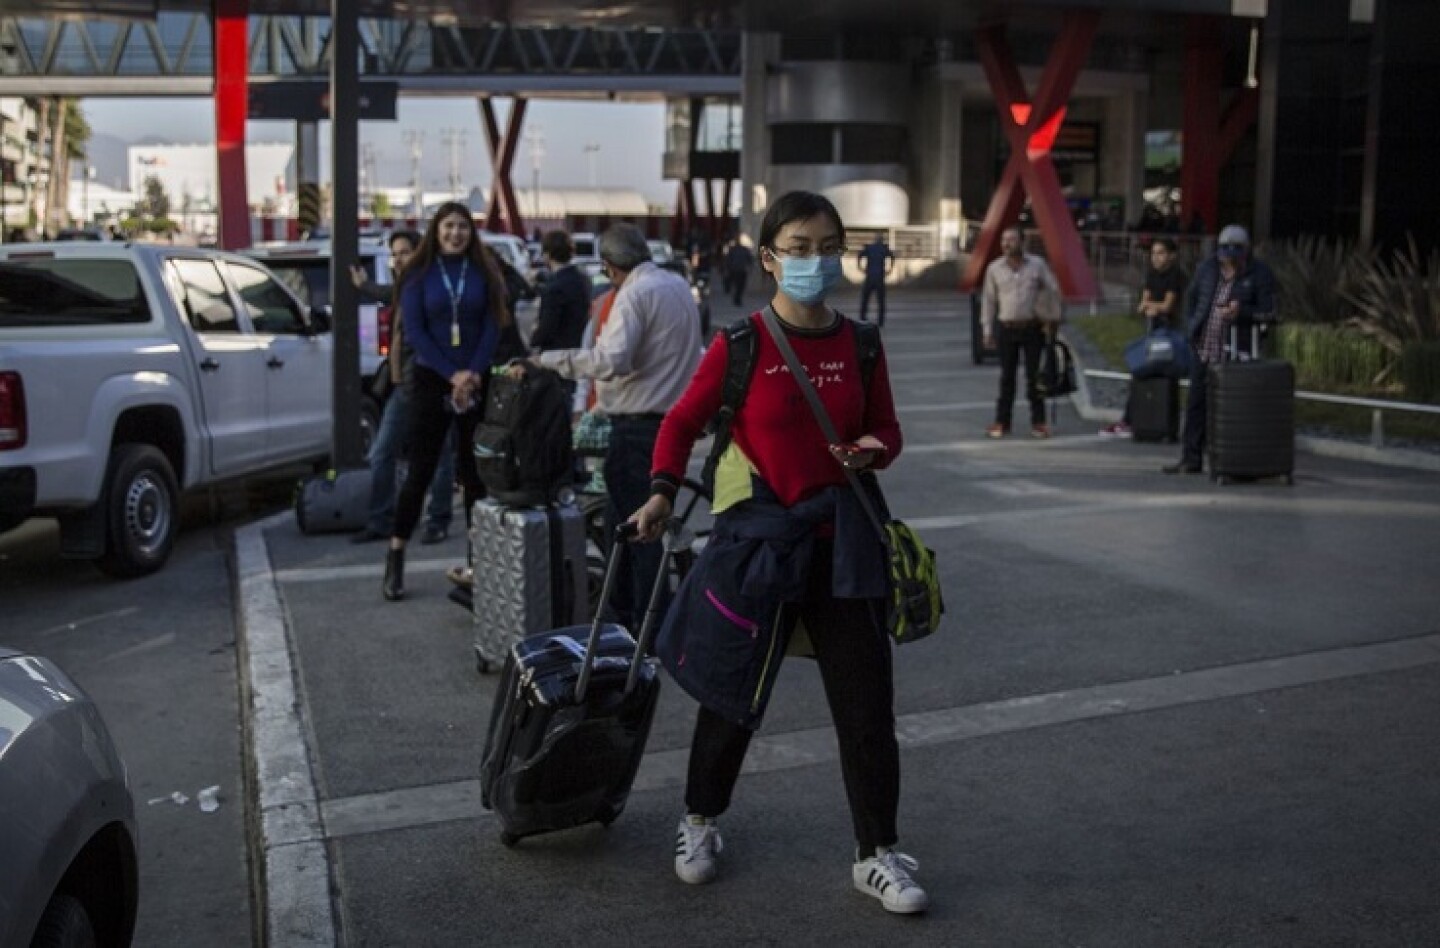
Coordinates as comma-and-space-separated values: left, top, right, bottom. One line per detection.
1164, 223, 1278, 474
530, 229, 590, 352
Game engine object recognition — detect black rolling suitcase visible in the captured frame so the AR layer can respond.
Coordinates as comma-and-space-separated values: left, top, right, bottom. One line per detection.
1207, 324, 1295, 484
1130, 376, 1179, 443
480, 520, 689, 847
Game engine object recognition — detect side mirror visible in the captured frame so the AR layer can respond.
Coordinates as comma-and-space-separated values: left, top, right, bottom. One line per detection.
309, 304, 334, 333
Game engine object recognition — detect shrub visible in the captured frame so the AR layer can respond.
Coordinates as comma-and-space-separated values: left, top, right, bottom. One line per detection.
1274, 324, 1392, 390
1260, 235, 1373, 325
1397, 340, 1440, 403
1342, 237, 1440, 364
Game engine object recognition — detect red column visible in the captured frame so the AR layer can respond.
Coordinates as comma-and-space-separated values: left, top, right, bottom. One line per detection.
961, 11, 1100, 300
1181, 16, 1222, 234
1182, 15, 1260, 234
214, 0, 249, 250
672, 180, 693, 245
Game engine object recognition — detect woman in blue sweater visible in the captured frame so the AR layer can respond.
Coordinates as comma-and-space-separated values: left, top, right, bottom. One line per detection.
384, 202, 511, 600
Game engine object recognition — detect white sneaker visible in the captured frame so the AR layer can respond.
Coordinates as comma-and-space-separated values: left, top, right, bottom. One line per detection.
674, 815, 723, 885
853, 848, 930, 914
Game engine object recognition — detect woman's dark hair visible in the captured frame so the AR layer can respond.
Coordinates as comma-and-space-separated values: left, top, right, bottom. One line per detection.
399, 201, 512, 328
757, 190, 846, 255
541, 229, 573, 264
1151, 236, 1178, 253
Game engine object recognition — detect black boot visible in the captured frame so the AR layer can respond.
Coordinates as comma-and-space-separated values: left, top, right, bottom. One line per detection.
382, 548, 405, 601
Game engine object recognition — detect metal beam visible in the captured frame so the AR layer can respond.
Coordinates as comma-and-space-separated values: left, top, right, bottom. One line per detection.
331, 0, 364, 470
962, 11, 1101, 300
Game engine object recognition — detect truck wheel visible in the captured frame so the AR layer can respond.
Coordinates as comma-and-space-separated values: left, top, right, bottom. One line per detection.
96, 444, 179, 579
31, 893, 97, 948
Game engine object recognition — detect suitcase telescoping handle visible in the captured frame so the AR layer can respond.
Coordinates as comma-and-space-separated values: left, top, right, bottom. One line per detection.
1227, 323, 1265, 362
574, 519, 692, 702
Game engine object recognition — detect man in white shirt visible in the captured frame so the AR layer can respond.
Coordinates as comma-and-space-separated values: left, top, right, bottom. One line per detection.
981, 226, 1062, 438
517, 223, 702, 627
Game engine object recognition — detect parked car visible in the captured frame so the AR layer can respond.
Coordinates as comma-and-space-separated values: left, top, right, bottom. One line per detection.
0, 646, 139, 947
241, 238, 391, 435
0, 242, 336, 576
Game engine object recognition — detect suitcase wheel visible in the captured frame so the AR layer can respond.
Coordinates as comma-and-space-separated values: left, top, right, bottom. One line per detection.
597, 806, 619, 828
500, 831, 520, 848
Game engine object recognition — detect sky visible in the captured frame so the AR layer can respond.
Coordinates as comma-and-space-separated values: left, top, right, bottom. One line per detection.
81, 96, 675, 205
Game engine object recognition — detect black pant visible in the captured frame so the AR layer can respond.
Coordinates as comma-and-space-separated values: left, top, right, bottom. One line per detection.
392, 367, 484, 542
1181, 356, 1211, 466
995, 322, 1046, 428
860, 280, 887, 326
684, 540, 900, 849
603, 416, 668, 630
728, 268, 749, 306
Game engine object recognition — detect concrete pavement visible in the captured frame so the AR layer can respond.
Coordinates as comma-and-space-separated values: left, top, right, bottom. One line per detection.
238, 287, 1440, 946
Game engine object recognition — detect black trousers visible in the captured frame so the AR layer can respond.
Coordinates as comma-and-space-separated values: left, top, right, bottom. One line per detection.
392, 367, 484, 542
995, 322, 1046, 427
1181, 356, 1211, 467
728, 268, 749, 306
603, 416, 668, 630
859, 279, 887, 326
684, 540, 900, 849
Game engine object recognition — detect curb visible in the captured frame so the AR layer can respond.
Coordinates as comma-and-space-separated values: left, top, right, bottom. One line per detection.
1062, 330, 1440, 475
234, 513, 338, 948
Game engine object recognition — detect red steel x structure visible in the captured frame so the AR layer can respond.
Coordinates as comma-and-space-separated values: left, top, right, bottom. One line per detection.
962, 11, 1101, 300
478, 96, 528, 237
1180, 15, 1259, 234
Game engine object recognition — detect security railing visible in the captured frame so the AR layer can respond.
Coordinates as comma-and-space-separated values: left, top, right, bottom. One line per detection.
1082, 368, 1440, 448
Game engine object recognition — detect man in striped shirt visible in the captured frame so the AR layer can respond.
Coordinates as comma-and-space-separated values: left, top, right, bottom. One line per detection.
1163, 224, 1277, 474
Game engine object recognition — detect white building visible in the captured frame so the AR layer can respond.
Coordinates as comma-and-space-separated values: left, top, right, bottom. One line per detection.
128, 142, 294, 215
67, 179, 138, 225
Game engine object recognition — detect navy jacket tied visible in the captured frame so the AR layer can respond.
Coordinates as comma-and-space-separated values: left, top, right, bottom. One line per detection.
1184, 255, 1278, 351
656, 478, 888, 730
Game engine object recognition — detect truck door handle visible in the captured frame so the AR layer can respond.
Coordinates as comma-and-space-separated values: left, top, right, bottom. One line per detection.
200, 358, 220, 372
267, 356, 285, 369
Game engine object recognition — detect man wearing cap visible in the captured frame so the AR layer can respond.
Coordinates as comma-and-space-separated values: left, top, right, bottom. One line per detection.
1164, 224, 1277, 474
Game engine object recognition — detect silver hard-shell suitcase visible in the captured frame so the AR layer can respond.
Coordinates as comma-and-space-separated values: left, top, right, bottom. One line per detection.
470, 499, 587, 674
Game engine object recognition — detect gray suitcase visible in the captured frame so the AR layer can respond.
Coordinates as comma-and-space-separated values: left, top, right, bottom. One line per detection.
295, 468, 371, 534
470, 499, 587, 674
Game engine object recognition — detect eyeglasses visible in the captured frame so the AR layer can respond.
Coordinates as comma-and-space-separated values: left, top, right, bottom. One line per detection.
768, 244, 847, 260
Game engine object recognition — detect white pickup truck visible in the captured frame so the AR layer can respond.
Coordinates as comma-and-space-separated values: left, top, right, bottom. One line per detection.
0, 242, 334, 576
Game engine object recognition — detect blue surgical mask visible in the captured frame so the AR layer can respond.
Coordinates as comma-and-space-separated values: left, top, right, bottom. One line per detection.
776, 253, 843, 304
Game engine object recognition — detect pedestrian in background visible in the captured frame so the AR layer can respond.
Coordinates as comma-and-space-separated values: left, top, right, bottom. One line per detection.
1163, 224, 1277, 474
530, 229, 590, 353
982, 226, 1062, 439
349, 229, 456, 545
1100, 236, 1187, 439
382, 202, 512, 601
856, 233, 895, 326
723, 236, 755, 307
632, 190, 929, 915
512, 223, 701, 629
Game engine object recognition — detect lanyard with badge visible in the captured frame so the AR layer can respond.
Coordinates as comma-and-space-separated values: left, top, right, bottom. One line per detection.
438, 257, 469, 347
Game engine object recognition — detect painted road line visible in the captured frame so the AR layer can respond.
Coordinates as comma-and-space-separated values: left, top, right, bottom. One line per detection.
234, 513, 337, 948
316, 630, 1440, 841
898, 401, 994, 413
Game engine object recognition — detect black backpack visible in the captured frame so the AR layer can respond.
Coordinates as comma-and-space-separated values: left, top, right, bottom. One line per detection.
472, 367, 575, 507
700, 314, 882, 496
1038, 338, 1077, 398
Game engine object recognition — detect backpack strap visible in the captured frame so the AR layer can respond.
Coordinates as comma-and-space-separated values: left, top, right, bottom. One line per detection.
699, 317, 759, 497
853, 318, 881, 394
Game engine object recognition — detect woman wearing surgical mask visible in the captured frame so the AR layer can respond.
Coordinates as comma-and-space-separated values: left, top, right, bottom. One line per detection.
632, 192, 927, 914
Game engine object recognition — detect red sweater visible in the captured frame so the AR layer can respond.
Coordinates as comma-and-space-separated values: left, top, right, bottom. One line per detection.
652, 313, 903, 507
